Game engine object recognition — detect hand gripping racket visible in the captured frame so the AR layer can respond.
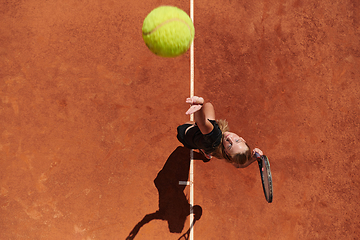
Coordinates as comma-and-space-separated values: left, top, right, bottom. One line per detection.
255, 152, 273, 203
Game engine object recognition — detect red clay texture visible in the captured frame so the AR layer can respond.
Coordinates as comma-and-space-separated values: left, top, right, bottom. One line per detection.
1, 0, 359, 239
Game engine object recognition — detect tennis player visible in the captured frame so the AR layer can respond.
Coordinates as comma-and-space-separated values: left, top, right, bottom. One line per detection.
177, 96, 263, 168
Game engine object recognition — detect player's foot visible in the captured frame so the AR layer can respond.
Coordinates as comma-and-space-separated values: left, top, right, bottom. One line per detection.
200, 149, 212, 161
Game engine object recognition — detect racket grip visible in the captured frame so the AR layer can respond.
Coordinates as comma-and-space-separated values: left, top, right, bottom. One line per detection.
254, 152, 261, 159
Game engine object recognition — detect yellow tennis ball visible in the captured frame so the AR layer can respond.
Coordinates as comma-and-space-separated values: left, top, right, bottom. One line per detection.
142, 6, 195, 57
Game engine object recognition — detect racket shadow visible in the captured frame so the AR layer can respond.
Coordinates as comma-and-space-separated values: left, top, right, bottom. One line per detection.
125, 146, 204, 240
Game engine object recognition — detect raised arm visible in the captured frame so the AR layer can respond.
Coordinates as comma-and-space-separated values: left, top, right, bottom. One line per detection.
185, 96, 215, 135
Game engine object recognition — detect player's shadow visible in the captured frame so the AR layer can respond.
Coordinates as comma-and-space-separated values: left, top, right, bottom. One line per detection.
125, 146, 206, 240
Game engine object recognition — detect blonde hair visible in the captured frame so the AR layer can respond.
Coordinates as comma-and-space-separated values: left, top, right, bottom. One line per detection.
230, 144, 251, 165
211, 119, 251, 165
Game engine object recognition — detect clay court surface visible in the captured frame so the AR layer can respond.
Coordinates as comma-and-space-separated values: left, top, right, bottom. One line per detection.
1, 0, 360, 239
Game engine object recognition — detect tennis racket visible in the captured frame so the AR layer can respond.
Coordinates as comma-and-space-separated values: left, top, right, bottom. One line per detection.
255, 152, 273, 203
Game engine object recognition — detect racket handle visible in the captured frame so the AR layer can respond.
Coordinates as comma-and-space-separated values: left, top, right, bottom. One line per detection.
254, 152, 261, 159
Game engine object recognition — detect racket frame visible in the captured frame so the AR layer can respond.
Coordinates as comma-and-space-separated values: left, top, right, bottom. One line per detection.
255, 153, 273, 203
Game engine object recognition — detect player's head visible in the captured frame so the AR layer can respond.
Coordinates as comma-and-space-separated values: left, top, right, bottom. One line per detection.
211, 120, 251, 165
222, 132, 251, 166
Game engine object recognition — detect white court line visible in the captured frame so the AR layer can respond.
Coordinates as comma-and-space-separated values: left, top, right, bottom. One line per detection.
189, 1, 195, 240
178, 2, 195, 239
190, 0, 195, 106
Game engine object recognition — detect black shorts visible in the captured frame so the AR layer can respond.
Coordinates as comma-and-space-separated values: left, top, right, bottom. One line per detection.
177, 123, 195, 149
177, 120, 222, 153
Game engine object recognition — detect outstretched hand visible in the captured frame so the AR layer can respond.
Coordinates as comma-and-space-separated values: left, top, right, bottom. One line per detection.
186, 96, 204, 105
186, 105, 202, 115
185, 96, 204, 115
